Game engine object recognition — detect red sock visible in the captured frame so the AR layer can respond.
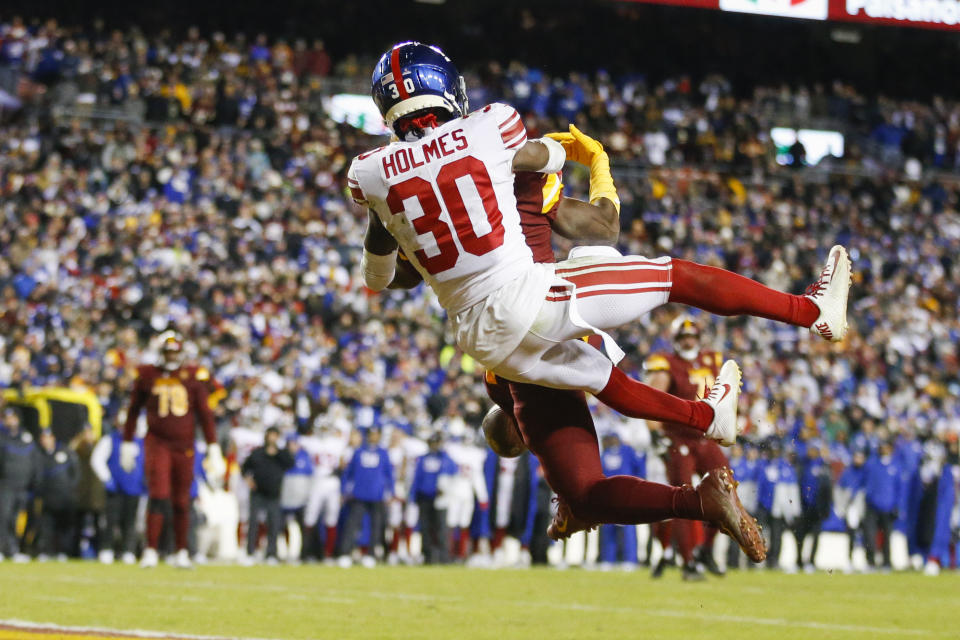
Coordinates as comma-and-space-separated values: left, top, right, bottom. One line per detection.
703, 524, 719, 548
389, 528, 401, 553
457, 528, 470, 558
325, 527, 337, 558
492, 527, 506, 551
596, 367, 712, 430
147, 510, 164, 550
670, 259, 819, 327
674, 519, 695, 564
402, 525, 411, 548
655, 521, 672, 550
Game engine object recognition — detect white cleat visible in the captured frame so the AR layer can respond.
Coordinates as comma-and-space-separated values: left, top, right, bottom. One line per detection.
98, 550, 115, 565
923, 560, 940, 576
140, 548, 159, 569
121, 552, 137, 565
703, 360, 743, 446
174, 549, 193, 570
805, 245, 851, 342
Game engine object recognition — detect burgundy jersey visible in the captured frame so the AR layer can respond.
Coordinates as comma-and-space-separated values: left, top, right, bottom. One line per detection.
123, 364, 218, 449
644, 350, 722, 439
514, 171, 562, 263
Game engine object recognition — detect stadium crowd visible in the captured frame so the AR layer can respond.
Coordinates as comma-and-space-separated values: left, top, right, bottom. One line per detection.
0, 17, 958, 574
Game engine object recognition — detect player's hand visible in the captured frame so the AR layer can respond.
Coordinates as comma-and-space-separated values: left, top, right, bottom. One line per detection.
204, 443, 226, 482
245, 475, 256, 490
119, 441, 139, 472
545, 124, 604, 166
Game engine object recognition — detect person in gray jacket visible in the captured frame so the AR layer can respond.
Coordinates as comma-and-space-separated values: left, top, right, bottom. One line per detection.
36, 430, 80, 560
0, 408, 41, 561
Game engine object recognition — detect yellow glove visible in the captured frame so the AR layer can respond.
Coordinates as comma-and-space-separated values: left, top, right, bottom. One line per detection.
545, 125, 604, 166
546, 125, 619, 213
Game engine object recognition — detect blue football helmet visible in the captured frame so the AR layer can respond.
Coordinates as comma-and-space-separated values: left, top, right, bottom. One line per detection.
371, 41, 468, 136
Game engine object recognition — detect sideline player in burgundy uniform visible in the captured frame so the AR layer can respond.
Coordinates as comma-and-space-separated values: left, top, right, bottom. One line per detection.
351, 42, 852, 563
646, 315, 730, 580
121, 332, 226, 568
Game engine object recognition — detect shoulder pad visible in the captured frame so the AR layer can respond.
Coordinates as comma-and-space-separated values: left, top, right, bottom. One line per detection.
196, 367, 210, 381
643, 355, 671, 372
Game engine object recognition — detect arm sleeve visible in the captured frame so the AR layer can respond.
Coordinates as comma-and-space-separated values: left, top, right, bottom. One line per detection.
241, 450, 255, 476
492, 103, 527, 151
90, 436, 113, 484
192, 379, 217, 445
123, 376, 146, 442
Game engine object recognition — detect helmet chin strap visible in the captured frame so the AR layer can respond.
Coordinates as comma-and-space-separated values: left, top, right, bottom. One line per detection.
677, 347, 699, 362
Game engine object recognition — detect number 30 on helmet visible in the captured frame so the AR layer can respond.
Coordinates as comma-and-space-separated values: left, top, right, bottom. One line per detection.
371, 41, 468, 137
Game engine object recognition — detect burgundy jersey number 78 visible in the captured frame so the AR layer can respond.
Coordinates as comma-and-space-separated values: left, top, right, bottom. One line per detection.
385, 156, 505, 276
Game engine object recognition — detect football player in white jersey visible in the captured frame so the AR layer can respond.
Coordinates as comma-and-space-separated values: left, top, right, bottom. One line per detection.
301, 422, 348, 562
349, 41, 851, 562
444, 424, 490, 561
385, 427, 429, 564
228, 420, 265, 552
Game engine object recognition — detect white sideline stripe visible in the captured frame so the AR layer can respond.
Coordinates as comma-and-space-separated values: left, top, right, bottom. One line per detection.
0, 619, 284, 640
12, 574, 943, 638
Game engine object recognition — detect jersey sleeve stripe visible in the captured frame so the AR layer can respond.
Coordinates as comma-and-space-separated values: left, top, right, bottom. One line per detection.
503, 132, 527, 150
349, 186, 366, 203
500, 120, 525, 147
497, 110, 521, 130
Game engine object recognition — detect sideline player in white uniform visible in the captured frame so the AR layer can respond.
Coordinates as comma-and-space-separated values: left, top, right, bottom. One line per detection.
301, 423, 348, 561
349, 41, 850, 561
228, 421, 264, 546
385, 428, 429, 563
444, 426, 489, 560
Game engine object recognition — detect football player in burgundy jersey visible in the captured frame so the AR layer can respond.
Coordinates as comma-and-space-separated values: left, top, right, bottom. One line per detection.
645, 315, 730, 579
121, 332, 226, 568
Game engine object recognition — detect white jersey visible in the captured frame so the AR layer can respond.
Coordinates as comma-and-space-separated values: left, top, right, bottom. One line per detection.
348, 102, 537, 315
300, 435, 346, 478
446, 441, 489, 504
229, 427, 262, 467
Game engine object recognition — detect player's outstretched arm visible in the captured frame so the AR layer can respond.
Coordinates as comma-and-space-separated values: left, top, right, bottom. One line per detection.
512, 138, 566, 174
546, 125, 621, 214
362, 210, 399, 291
552, 197, 620, 244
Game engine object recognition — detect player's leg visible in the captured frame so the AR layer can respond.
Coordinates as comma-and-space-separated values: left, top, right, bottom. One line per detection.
143, 436, 173, 554
691, 439, 730, 574
323, 481, 341, 559
664, 443, 697, 568
511, 383, 700, 525
170, 447, 195, 553
511, 382, 765, 562
552, 250, 849, 341
500, 339, 715, 432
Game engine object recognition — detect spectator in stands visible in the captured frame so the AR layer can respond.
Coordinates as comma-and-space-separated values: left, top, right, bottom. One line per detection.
241, 427, 295, 565
35, 430, 79, 560
0, 408, 39, 562
410, 432, 456, 565
338, 427, 393, 568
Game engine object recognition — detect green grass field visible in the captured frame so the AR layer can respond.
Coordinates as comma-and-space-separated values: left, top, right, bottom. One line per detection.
2, 562, 958, 639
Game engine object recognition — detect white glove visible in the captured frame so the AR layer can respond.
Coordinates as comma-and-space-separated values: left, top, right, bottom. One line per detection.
204, 443, 226, 482
119, 441, 139, 473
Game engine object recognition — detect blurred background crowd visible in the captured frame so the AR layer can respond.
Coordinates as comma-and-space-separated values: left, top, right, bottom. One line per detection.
0, 6, 958, 574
